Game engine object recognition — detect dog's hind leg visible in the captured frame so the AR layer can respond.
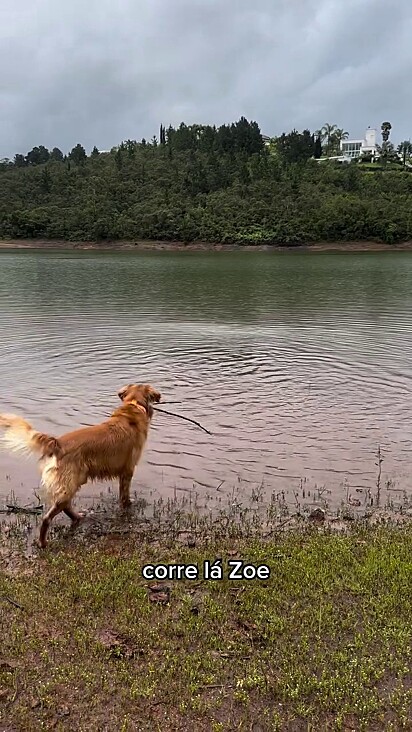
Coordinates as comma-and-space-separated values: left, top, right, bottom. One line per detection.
119, 472, 133, 508
39, 501, 66, 548
39, 500, 84, 547
63, 502, 85, 529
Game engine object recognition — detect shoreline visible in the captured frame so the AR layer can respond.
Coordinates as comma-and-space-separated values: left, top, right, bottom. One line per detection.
1, 238, 412, 252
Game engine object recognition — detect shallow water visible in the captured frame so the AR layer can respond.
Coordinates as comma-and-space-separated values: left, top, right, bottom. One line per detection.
0, 248, 411, 512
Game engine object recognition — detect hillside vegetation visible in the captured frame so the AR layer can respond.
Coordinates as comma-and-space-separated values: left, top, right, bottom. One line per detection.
1, 119, 411, 245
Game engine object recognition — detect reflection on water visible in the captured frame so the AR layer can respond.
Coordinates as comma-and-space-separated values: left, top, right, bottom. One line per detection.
0, 249, 412, 511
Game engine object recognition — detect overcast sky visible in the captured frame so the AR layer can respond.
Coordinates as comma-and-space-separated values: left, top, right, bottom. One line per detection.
1, 0, 411, 157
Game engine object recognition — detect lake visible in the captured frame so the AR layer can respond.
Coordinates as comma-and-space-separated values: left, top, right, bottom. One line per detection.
0, 248, 411, 514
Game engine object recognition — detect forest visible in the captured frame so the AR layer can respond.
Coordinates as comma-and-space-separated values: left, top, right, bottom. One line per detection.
0, 118, 411, 245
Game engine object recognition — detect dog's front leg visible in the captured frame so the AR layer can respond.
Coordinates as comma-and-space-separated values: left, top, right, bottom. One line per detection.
119, 472, 133, 508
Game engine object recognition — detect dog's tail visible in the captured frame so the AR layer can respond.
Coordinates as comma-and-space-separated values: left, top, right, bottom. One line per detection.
0, 414, 62, 459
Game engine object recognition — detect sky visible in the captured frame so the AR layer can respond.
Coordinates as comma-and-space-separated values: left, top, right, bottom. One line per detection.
1, 0, 412, 158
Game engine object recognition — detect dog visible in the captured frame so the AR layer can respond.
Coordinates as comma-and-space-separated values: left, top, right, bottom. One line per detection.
0, 383, 161, 547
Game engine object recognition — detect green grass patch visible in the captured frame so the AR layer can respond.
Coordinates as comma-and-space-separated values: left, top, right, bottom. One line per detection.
1, 526, 412, 730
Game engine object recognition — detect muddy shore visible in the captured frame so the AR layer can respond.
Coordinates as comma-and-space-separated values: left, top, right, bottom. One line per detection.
1, 238, 412, 252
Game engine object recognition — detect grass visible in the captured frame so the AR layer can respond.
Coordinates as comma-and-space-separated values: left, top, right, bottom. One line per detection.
2, 517, 412, 731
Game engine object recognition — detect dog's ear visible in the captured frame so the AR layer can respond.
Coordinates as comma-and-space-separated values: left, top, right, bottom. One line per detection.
145, 385, 161, 403
118, 384, 132, 401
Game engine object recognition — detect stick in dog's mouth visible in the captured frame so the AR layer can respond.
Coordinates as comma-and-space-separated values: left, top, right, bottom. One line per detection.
152, 406, 212, 435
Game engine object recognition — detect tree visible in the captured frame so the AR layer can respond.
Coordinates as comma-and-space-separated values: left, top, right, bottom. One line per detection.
376, 142, 398, 167
91, 146, 100, 158
50, 147, 64, 162
359, 150, 373, 164
41, 167, 51, 193
216, 124, 234, 154
397, 140, 412, 169
1, 117, 411, 247
381, 122, 392, 143
317, 124, 349, 156
26, 145, 50, 165
319, 123, 337, 155
115, 148, 123, 169
314, 135, 322, 159
198, 125, 216, 153
69, 143, 87, 165
14, 154, 27, 167
330, 128, 349, 154
124, 139, 137, 157
377, 122, 395, 167
231, 117, 263, 155
276, 129, 314, 163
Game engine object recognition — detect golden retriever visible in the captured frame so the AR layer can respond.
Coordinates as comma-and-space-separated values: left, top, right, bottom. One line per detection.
0, 384, 161, 547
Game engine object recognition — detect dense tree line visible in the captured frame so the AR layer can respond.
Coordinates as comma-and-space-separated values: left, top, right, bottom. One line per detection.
0, 118, 411, 245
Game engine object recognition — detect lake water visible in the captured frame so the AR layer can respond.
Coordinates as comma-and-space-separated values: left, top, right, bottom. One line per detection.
0, 248, 412, 514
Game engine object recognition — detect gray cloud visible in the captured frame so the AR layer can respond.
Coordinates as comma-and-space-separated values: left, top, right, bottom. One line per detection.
1, 0, 412, 158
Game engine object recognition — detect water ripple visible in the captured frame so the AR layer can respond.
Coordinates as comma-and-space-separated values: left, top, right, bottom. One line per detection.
1, 249, 412, 507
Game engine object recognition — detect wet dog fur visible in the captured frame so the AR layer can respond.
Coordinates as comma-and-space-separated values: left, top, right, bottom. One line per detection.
0, 384, 161, 547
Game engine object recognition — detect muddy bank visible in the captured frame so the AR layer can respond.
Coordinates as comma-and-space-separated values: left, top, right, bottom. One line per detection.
2, 479, 412, 558
1, 238, 412, 252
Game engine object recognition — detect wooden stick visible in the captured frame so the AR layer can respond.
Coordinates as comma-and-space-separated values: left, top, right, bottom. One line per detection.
3, 504, 43, 515
153, 407, 212, 435
1, 595, 24, 610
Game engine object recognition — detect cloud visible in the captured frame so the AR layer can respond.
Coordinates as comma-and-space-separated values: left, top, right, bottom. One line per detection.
1, 0, 411, 157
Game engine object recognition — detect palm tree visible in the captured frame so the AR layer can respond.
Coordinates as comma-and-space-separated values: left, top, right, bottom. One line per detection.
317, 124, 349, 155
397, 140, 412, 169
334, 128, 349, 143
330, 128, 349, 154
320, 123, 337, 151
381, 122, 392, 143
376, 142, 398, 167
378, 122, 394, 167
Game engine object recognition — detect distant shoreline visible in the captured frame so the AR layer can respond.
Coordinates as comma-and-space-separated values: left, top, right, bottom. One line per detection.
1, 238, 412, 252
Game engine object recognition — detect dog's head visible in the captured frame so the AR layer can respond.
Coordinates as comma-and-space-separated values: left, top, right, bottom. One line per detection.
117, 383, 161, 417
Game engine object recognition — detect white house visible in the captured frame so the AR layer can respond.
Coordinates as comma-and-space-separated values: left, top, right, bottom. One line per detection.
340, 128, 377, 160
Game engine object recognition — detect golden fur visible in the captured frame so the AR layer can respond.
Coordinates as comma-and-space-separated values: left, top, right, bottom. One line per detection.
0, 384, 161, 547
